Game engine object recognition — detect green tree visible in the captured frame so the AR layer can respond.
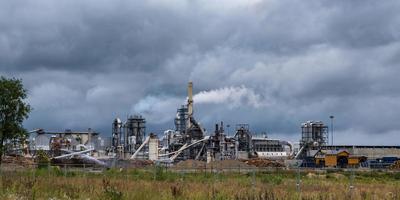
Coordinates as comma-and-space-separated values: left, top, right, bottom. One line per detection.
0, 76, 31, 166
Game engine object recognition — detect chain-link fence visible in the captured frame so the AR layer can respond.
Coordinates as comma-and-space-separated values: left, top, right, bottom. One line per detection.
1, 162, 400, 199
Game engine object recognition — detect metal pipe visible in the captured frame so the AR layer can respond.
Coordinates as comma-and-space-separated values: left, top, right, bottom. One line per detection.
280, 140, 294, 156
159, 136, 210, 158
294, 145, 306, 159
130, 136, 150, 159
195, 143, 206, 160
53, 149, 94, 159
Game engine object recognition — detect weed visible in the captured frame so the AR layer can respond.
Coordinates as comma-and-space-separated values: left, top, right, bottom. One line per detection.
0, 169, 399, 199
260, 174, 283, 185
102, 178, 123, 200
170, 184, 182, 198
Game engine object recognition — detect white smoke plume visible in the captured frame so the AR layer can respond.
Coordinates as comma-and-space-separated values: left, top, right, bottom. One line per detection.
132, 85, 265, 124
194, 85, 265, 108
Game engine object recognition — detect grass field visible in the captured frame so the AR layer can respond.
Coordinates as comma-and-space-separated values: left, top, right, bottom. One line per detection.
1, 166, 400, 200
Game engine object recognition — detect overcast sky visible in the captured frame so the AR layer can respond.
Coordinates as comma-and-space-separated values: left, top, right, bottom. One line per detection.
1, 0, 400, 144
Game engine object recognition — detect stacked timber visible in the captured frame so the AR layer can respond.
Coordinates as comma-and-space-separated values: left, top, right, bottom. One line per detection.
2, 155, 35, 166
244, 159, 285, 168
389, 160, 400, 170
210, 160, 255, 170
125, 160, 154, 168
1, 156, 35, 170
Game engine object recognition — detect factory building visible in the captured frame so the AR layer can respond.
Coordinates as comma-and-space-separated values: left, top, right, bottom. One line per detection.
29, 128, 106, 158
107, 82, 293, 163
18, 81, 400, 170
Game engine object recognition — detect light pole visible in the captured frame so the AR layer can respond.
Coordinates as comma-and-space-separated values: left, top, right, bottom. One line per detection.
330, 116, 334, 145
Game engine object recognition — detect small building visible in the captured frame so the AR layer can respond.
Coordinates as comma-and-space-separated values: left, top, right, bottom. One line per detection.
312, 149, 368, 168
348, 155, 367, 167
325, 150, 350, 168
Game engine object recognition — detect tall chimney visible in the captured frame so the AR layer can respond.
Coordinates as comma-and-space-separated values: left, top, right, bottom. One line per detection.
187, 82, 193, 129
187, 82, 193, 117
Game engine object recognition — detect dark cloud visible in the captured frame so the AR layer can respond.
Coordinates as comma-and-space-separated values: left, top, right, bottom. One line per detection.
1, 0, 400, 144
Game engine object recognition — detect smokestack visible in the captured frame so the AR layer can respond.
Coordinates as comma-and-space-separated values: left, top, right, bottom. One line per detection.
188, 81, 193, 117
187, 81, 193, 129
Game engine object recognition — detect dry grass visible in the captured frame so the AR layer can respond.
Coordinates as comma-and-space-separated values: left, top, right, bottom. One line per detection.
0, 167, 399, 200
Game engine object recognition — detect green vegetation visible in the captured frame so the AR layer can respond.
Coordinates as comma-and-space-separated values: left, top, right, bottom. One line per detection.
0, 76, 31, 166
35, 150, 50, 169
0, 168, 399, 199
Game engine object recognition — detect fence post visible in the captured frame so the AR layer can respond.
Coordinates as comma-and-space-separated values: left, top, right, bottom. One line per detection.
252, 168, 256, 198
33, 164, 36, 182
83, 164, 86, 179
126, 167, 128, 182
0, 163, 3, 190
153, 164, 156, 180
204, 163, 207, 177
296, 165, 301, 193
64, 164, 67, 177
349, 166, 355, 198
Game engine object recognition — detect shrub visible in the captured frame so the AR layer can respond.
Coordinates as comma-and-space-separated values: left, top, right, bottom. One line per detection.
36, 150, 50, 169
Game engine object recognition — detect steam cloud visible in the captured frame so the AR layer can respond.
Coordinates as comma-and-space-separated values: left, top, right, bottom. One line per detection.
194, 86, 266, 108
132, 85, 266, 124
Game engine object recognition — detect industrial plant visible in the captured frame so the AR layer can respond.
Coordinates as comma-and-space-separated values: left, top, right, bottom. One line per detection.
17, 82, 400, 170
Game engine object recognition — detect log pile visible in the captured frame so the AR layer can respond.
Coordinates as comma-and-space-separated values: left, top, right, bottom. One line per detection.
2, 155, 35, 166
125, 160, 154, 168
210, 160, 255, 169
244, 159, 285, 168
389, 160, 400, 170
1, 155, 35, 169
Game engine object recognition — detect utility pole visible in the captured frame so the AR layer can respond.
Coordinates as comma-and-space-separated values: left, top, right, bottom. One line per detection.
329, 116, 334, 145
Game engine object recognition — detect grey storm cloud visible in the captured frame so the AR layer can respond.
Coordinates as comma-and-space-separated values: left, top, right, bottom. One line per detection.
1, 0, 400, 144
